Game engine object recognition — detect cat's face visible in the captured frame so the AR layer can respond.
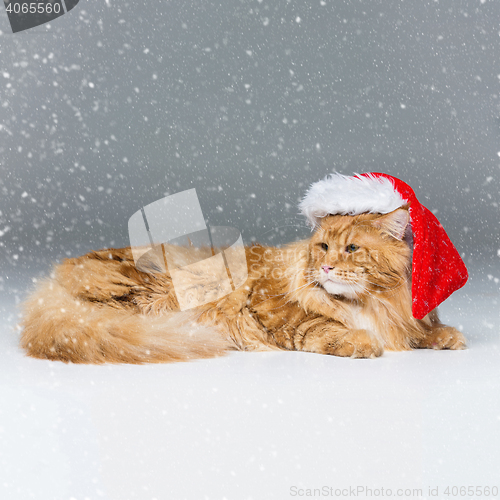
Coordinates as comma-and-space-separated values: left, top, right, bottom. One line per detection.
308, 209, 411, 299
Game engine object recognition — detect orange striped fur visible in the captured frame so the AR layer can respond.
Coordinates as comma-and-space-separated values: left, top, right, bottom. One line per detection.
20, 209, 466, 364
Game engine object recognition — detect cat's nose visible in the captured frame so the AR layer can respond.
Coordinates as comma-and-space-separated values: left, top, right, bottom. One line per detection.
322, 265, 333, 273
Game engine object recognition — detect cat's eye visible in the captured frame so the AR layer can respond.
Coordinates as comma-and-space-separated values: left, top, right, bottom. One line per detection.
346, 244, 359, 253
320, 243, 329, 252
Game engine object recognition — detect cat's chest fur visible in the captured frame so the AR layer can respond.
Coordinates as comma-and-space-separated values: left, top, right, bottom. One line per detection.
247, 271, 387, 350
347, 304, 385, 346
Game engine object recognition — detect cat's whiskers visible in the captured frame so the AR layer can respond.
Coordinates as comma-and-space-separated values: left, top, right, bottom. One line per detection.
285, 278, 318, 298
373, 282, 409, 299
280, 278, 320, 308
345, 281, 363, 298
250, 278, 317, 310
363, 275, 409, 292
359, 275, 412, 299
255, 284, 318, 312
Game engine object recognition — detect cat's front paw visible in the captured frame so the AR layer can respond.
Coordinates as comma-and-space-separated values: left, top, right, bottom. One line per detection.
420, 326, 467, 350
334, 329, 384, 359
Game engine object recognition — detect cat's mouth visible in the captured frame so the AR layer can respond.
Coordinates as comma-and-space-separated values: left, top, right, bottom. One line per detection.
324, 276, 357, 286
318, 269, 365, 299
320, 278, 364, 299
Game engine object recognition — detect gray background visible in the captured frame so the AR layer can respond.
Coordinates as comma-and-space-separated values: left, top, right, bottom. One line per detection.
0, 0, 499, 289
1, 3, 500, 500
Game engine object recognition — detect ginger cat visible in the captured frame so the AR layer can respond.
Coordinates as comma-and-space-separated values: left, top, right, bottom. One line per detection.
20, 208, 466, 364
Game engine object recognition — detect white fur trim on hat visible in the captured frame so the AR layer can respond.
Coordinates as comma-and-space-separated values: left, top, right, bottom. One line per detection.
299, 173, 407, 227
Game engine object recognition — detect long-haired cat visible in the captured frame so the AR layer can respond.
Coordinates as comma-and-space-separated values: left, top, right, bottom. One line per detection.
20, 206, 466, 364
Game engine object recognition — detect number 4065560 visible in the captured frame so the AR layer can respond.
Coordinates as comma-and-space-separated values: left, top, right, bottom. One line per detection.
444, 486, 499, 497
6, 2, 62, 14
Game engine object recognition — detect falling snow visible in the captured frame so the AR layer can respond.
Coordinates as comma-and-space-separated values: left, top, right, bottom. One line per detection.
0, 0, 499, 498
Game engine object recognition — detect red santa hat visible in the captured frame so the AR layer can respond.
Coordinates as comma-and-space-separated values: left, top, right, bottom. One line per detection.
299, 172, 468, 319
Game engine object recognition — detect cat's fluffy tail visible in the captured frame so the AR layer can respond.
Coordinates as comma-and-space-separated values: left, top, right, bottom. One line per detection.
20, 278, 232, 364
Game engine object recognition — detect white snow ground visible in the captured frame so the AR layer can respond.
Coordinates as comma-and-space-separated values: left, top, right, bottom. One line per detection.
0, 261, 499, 500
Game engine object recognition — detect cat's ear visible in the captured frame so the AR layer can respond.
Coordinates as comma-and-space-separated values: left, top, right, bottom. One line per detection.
372, 209, 410, 240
